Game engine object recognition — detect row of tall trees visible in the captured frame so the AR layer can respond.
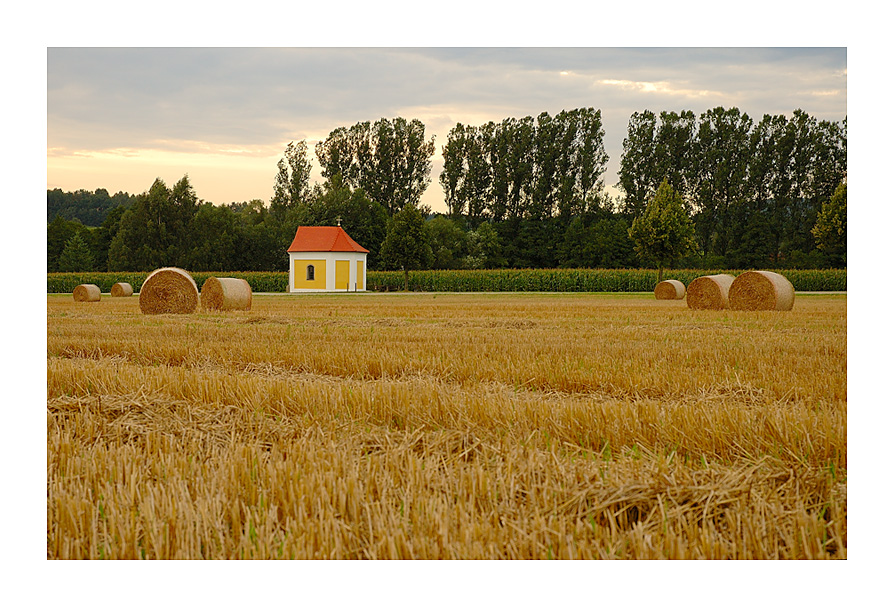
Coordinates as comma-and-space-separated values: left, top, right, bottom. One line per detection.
617, 108, 846, 267
48, 108, 846, 274
440, 108, 609, 224
436, 106, 845, 269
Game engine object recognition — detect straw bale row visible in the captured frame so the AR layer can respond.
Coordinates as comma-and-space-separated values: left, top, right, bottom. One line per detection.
135, 268, 252, 314
73, 268, 791, 311
654, 271, 795, 311
139, 269, 253, 314
71, 269, 252, 314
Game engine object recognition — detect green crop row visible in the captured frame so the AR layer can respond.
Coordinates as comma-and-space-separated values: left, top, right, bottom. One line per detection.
47, 272, 289, 294
47, 268, 847, 294
366, 268, 847, 293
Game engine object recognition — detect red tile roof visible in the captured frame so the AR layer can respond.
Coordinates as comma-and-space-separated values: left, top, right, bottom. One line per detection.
287, 226, 369, 253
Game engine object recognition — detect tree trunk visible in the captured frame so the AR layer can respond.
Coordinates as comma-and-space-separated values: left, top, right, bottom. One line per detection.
658, 266, 665, 282
403, 269, 409, 291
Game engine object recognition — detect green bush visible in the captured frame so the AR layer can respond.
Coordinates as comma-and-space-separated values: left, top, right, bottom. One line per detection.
47, 268, 847, 294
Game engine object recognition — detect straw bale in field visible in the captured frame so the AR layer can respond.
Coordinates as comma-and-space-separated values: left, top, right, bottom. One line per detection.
72, 284, 100, 302
201, 277, 252, 311
686, 274, 735, 310
138, 267, 199, 314
729, 270, 795, 311
654, 279, 686, 300
110, 282, 133, 297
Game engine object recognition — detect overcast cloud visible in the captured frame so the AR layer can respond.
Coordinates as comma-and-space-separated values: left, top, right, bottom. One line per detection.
47, 47, 847, 211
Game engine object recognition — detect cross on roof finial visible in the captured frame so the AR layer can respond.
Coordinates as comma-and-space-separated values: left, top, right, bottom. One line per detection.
336, 216, 342, 227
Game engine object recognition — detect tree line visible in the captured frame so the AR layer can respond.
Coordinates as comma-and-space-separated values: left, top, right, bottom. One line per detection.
617, 108, 846, 268
47, 108, 846, 275
47, 188, 137, 226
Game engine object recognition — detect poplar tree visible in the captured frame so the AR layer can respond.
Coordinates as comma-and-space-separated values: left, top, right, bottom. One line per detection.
271, 140, 313, 216
316, 118, 436, 215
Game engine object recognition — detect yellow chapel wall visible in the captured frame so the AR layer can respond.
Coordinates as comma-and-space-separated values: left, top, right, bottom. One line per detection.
335, 260, 350, 290
293, 258, 327, 290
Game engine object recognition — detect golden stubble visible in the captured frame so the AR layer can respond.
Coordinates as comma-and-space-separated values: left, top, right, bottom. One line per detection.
47, 293, 846, 559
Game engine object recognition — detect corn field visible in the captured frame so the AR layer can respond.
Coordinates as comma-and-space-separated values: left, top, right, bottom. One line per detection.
47, 268, 847, 294
47, 292, 846, 559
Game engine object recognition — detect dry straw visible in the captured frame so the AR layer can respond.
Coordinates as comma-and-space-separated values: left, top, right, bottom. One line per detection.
654, 279, 686, 300
138, 267, 199, 314
201, 277, 252, 311
730, 271, 795, 311
686, 274, 735, 310
110, 282, 133, 297
72, 284, 100, 302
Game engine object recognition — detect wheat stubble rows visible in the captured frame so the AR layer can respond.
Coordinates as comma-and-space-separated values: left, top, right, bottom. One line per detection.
47, 293, 846, 559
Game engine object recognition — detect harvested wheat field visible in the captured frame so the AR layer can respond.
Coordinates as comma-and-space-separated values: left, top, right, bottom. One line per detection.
47, 292, 846, 559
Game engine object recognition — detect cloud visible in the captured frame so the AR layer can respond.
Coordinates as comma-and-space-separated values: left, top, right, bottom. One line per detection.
47, 47, 846, 207
596, 78, 720, 99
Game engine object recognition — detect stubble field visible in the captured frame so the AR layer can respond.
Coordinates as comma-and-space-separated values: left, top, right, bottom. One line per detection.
47, 291, 846, 559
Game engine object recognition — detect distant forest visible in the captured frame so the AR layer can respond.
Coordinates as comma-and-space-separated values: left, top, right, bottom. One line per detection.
47, 188, 137, 226
47, 107, 846, 274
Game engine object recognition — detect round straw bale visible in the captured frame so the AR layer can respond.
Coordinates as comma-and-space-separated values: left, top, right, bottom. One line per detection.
110, 282, 133, 297
138, 267, 198, 314
729, 270, 795, 311
686, 274, 735, 310
72, 283, 101, 302
201, 277, 252, 311
654, 279, 686, 300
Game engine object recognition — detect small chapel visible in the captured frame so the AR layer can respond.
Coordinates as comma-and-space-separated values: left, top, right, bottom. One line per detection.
287, 225, 369, 292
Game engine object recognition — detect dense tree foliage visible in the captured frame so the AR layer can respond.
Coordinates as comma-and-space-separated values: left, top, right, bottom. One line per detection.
557, 194, 638, 270
812, 182, 847, 266
427, 216, 468, 270
48, 215, 87, 272
380, 203, 434, 290
108, 176, 199, 270
47, 188, 136, 226
57, 232, 95, 272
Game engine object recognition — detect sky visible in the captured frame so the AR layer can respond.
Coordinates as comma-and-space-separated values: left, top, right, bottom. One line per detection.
47, 46, 847, 213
